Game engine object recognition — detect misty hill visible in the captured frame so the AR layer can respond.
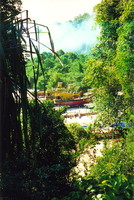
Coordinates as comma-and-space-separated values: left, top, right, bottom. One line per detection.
50, 13, 100, 54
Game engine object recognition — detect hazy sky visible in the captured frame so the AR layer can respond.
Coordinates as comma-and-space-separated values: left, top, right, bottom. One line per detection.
21, 0, 101, 53
22, 0, 101, 25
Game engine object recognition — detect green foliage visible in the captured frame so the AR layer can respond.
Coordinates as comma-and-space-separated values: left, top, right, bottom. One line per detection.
60, 131, 134, 200
87, 135, 134, 199
1, 0, 29, 160
73, 13, 91, 23
67, 123, 89, 143
1, 101, 76, 199
94, 0, 122, 24
84, 0, 134, 123
66, 123, 98, 153
69, 13, 91, 27
115, 21, 134, 117
26, 51, 88, 92
57, 2, 134, 198
2, 0, 134, 199
1, 1, 77, 199
28, 100, 76, 159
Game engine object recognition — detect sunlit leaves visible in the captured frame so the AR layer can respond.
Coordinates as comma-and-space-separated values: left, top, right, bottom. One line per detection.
115, 19, 134, 111
119, 0, 134, 22
85, 0, 134, 122
94, 0, 121, 24
26, 51, 88, 92
84, 58, 107, 88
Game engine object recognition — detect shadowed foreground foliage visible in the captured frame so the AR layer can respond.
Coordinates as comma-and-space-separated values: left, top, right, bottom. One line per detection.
2, 101, 76, 200
0, 0, 76, 199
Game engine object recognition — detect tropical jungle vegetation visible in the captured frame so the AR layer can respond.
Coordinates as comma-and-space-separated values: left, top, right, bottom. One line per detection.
26, 50, 89, 92
0, 0, 134, 199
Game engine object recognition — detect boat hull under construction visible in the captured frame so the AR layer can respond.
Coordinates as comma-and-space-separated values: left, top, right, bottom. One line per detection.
54, 98, 92, 107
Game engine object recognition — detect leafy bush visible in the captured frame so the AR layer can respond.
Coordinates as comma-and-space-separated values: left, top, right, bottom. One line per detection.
66, 123, 91, 151
1, 100, 76, 200
58, 130, 134, 200
88, 135, 134, 199
74, 131, 133, 199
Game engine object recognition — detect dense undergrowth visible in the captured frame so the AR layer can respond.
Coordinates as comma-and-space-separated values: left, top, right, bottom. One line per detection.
56, 127, 134, 200
1, 101, 76, 200
1, 99, 133, 200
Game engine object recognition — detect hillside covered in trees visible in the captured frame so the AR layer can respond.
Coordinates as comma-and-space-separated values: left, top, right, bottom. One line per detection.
26, 50, 89, 92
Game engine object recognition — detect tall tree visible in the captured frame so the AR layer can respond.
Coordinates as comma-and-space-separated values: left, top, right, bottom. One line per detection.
0, 0, 27, 160
84, 0, 134, 124
115, 0, 134, 120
